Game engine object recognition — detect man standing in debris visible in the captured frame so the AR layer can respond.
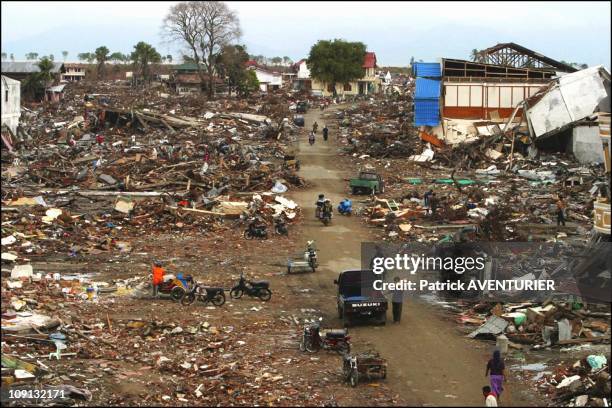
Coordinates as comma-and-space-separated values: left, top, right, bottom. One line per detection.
556, 195, 567, 227
152, 260, 165, 298
423, 189, 433, 211
312, 121, 318, 134
429, 192, 439, 216
389, 276, 404, 323
323, 125, 329, 141
482, 386, 498, 407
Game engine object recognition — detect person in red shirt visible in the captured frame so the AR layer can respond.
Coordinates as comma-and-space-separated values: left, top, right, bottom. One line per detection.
152, 261, 165, 297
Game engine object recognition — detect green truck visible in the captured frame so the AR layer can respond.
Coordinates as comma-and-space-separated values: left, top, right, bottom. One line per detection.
349, 171, 385, 195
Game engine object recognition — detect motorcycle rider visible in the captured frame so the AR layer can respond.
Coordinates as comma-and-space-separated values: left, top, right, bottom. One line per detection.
308, 131, 315, 145
322, 199, 333, 221
315, 194, 325, 218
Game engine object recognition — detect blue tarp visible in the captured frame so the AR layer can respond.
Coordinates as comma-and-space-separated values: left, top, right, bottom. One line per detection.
415, 100, 440, 126
412, 62, 441, 78
415, 78, 441, 99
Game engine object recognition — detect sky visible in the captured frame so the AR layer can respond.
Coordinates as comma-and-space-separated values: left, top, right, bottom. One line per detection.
1, 1, 610, 68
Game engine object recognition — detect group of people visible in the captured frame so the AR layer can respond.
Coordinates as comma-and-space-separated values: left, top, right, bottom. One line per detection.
308, 121, 329, 145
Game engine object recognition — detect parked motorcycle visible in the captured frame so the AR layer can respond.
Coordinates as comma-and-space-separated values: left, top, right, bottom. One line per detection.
274, 217, 288, 236
300, 317, 350, 354
244, 222, 268, 240
230, 272, 272, 301
181, 282, 226, 306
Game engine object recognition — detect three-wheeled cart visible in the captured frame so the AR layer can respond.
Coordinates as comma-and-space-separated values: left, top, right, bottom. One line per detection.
343, 351, 387, 387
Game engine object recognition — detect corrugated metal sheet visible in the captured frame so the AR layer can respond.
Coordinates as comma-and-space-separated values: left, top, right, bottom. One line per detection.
412, 62, 441, 78
415, 78, 440, 99
415, 100, 440, 126
1, 61, 64, 74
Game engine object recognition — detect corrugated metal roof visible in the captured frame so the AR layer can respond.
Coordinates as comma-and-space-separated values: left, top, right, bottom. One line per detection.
415, 78, 440, 99
414, 100, 440, 126
1, 61, 64, 74
1, 75, 20, 85
412, 62, 441, 78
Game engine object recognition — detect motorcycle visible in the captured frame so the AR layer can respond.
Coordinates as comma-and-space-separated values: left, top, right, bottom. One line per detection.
230, 272, 272, 301
274, 218, 288, 236
181, 282, 226, 306
300, 317, 350, 354
320, 208, 332, 226
244, 223, 268, 240
157, 273, 193, 301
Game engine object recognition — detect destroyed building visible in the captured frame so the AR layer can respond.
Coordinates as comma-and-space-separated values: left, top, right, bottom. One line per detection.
1, 75, 20, 134
1, 61, 65, 82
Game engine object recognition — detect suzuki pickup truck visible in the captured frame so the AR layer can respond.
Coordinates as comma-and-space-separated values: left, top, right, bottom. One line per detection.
334, 269, 388, 327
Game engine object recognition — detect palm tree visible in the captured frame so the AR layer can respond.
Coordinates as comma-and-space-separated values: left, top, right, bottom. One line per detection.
130, 41, 161, 84
62, 51, 68, 61
1, 52, 6, 61
282, 56, 292, 66
166, 54, 173, 64
95, 46, 110, 79
10, 53, 15, 61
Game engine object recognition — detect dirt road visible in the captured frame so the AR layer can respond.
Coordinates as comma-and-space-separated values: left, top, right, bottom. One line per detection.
286, 106, 536, 406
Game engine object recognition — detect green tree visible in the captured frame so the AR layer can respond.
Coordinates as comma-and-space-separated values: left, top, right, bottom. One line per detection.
166, 54, 173, 63
130, 41, 161, 83
37, 57, 55, 85
10, 53, 15, 61
216, 44, 249, 94
238, 69, 259, 96
1, 52, 6, 60
25, 52, 39, 60
282, 56, 292, 66
95, 46, 110, 78
78, 52, 95, 64
109, 52, 124, 63
62, 50, 68, 61
22, 57, 55, 100
307, 39, 366, 97
49, 54, 55, 61
271, 56, 282, 65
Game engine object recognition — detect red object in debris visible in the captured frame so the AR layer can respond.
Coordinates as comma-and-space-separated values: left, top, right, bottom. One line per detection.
96, 134, 105, 144
178, 200, 189, 207
419, 131, 445, 148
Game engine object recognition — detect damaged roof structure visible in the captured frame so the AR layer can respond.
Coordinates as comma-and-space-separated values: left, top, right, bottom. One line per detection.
474, 42, 578, 73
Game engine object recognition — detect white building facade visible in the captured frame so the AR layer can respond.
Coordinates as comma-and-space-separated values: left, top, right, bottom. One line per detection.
1, 75, 21, 134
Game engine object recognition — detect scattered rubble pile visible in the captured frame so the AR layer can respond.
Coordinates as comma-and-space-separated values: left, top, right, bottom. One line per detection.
2, 82, 308, 262
459, 299, 610, 348
538, 355, 610, 407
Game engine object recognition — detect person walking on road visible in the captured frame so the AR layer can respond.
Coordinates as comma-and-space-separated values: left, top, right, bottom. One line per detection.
389, 276, 404, 323
312, 121, 319, 134
485, 350, 505, 402
308, 131, 315, 146
556, 194, 567, 227
323, 125, 329, 141
482, 386, 498, 407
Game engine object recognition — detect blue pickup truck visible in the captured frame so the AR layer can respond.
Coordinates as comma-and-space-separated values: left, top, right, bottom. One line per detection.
334, 270, 388, 327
